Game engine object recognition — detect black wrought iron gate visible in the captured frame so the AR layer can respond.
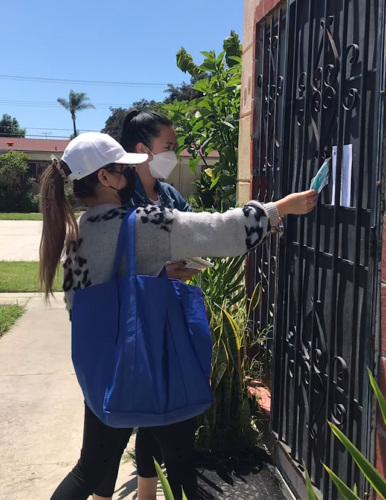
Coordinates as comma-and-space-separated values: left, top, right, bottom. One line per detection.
249, 0, 386, 498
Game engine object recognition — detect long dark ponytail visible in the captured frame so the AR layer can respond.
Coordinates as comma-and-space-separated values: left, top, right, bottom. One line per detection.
39, 161, 78, 298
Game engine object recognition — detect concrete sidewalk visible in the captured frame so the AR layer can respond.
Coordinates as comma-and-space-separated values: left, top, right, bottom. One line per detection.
0, 293, 140, 500
0, 221, 42, 261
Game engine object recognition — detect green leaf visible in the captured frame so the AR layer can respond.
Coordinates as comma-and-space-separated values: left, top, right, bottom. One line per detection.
249, 282, 262, 311
210, 176, 220, 189
328, 422, 386, 498
201, 60, 217, 72
216, 51, 225, 66
222, 308, 241, 350
212, 361, 227, 391
303, 462, 320, 500
239, 397, 251, 430
227, 56, 242, 64
218, 175, 237, 187
367, 367, 386, 426
176, 47, 203, 77
192, 120, 204, 134
187, 157, 201, 175
195, 107, 212, 117
154, 459, 175, 499
219, 120, 236, 130
323, 465, 360, 500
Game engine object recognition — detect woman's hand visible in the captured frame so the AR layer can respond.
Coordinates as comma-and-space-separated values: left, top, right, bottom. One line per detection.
275, 190, 318, 216
166, 261, 200, 282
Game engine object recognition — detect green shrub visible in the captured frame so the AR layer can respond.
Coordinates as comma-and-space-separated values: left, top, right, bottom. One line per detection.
0, 151, 37, 213
192, 258, 263, 450
0, 182, 38, 212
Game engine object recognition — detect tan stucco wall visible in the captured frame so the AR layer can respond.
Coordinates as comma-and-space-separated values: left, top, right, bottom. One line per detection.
167, 156, 218, 198
237, 0, 264, 204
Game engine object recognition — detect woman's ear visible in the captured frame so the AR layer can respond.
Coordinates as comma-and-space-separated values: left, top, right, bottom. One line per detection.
97, 168, 111, 187
136, 142, 149, 155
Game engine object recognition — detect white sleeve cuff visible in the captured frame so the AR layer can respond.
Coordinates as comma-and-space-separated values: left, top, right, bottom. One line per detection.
263, 202, 279, 227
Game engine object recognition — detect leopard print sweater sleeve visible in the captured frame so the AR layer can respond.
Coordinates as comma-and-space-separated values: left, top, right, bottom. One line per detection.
63, 201, 278, 316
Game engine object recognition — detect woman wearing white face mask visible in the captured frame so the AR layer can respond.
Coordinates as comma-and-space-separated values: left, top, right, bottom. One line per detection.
120, 109, 198, 284
121, 109, 187, 208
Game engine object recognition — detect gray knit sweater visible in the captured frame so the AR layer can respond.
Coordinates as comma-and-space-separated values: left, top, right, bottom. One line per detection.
63, 201, 279, 315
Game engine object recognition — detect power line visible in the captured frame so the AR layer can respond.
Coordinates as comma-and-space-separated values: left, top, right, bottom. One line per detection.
0, 74, 172, 88
0, 102, 125, 110
0, 99, 155, 111
0, 133, 91, 139
18, 126, 100, 132
0, 100, 132, 107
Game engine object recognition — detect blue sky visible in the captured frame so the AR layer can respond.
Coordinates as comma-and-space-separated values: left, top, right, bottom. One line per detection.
1, 0, 244, 139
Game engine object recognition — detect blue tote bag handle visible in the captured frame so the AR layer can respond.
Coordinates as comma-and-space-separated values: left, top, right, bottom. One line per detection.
111, 208, 136, 279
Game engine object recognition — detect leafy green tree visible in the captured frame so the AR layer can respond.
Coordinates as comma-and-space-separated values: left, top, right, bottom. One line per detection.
101, 107, 128, 141
57, 90, 95, 138
131, 98, 165, 113
101, 100, 165, 140
163, 77, 204, 104
0, 151, 37, 212
0, 114, 26, 137
165, 31, 242, 210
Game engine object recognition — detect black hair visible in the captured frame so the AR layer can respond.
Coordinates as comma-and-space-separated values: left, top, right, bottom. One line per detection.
120, 109, 173, 152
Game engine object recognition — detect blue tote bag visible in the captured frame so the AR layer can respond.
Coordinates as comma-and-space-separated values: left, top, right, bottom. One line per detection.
71, 209, 214, 427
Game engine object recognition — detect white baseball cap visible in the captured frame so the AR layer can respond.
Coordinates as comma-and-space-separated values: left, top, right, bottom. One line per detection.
62, 132, 148, 181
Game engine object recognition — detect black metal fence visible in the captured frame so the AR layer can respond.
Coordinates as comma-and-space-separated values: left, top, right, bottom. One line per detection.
249, 0, 385, 498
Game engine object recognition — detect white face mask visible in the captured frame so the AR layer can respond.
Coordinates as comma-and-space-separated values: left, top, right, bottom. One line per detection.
148, 150, 178, 179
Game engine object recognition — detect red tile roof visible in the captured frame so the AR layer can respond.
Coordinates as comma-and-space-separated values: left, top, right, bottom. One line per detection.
0, 137, 220, 158
180, 149, 219, 158
0, 137, 70, 153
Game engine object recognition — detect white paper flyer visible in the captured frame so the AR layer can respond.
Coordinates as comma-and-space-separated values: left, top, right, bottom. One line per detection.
331, 144, 353, 207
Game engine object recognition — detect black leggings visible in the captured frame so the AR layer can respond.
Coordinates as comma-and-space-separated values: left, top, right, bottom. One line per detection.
50, 405, 198, 499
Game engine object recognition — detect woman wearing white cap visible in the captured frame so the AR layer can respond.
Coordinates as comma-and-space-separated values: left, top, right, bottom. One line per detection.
39, 132, 317, 500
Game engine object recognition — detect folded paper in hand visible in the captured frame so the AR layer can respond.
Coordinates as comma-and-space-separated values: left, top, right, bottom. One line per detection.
183, 258, 214, 270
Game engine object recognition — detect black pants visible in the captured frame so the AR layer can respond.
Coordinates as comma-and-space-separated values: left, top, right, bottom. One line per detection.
51, 405, 198, 499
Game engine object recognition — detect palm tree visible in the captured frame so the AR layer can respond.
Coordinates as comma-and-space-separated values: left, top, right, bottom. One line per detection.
57, 90, 95, 138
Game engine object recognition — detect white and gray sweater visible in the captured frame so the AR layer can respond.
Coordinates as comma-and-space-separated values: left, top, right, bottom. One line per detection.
63, 201, 279, 315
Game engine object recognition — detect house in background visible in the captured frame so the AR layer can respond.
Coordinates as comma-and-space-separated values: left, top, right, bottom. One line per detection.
0, 137, 69, 193
0, 137, 218, 198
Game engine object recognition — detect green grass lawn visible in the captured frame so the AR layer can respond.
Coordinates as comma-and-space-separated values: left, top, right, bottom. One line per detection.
0, 261, 62, 292
0, 304, 25, 337
0, 213, 43, 220
0, 212, 83, 221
